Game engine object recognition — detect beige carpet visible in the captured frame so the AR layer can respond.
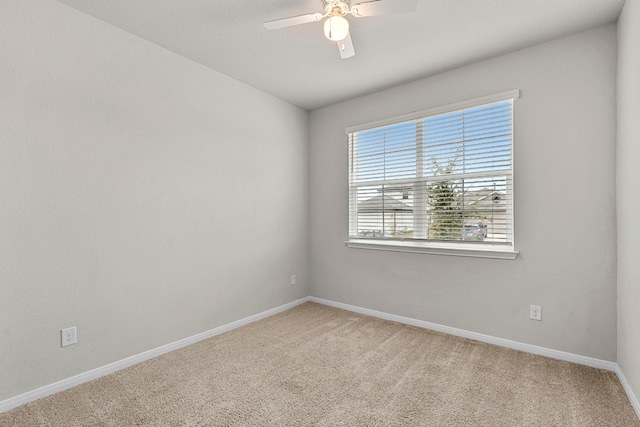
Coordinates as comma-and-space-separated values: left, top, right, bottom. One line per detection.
1, 302, 638, 426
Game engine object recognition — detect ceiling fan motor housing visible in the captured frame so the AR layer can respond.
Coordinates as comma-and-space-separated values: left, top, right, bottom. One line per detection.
323, 0, 351, 16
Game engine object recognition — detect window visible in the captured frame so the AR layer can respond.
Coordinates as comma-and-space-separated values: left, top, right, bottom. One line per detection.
346, 90, 519, 259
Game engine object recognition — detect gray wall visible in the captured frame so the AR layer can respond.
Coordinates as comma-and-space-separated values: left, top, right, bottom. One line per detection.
309, 25, 618, 361
617, 0, 640, 407
0, 1, 309, 401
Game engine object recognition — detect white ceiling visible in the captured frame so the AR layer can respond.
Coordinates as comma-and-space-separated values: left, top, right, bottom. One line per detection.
55, 0, 625, 111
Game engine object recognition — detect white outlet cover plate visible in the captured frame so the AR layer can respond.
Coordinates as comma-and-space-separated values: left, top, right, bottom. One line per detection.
61, 326, 77, 347
529, 305, 542, 321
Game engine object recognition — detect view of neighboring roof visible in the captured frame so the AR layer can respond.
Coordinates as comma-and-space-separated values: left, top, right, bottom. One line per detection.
467, 190, 506, 206
367, 188, 505, 207
358, 194, 413, 212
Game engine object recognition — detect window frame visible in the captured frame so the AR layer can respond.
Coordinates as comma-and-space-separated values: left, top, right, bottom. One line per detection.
345, 90, 520, 260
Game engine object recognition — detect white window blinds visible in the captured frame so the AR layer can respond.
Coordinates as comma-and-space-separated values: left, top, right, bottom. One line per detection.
348, 92, 517, 247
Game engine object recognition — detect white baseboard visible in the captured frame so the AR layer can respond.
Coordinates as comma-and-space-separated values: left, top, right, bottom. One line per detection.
309, 297, 616, 371
616, 364, 640, 419
4, 296, 635, 419
0, 297, 310, 414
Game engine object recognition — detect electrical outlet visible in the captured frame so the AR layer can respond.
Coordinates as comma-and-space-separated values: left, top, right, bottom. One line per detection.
529, 305, 542, 321
61, 326, 77, 347
290, 275, 296, 286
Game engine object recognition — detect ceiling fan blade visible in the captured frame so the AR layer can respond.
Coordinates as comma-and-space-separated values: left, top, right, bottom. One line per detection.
338, 33, 355, 59
263, 12, 324, 30
351, 0, 417, 17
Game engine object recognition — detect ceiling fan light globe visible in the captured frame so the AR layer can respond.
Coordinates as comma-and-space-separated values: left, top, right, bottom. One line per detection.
323, 16, 349, 41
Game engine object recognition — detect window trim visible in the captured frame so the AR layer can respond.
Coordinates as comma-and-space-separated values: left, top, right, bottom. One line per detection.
345, 239, 519, 260
345, 90, 520, 259
345, 89, 520, 134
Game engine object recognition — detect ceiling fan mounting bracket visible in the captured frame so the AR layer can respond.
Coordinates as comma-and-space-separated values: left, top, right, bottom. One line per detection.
323, 0, 351, 16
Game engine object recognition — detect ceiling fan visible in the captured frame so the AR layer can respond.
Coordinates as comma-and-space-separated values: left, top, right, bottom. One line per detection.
263, 0, 418, 59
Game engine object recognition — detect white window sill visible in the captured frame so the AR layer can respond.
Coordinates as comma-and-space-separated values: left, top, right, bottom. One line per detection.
345, 239, 519, 260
